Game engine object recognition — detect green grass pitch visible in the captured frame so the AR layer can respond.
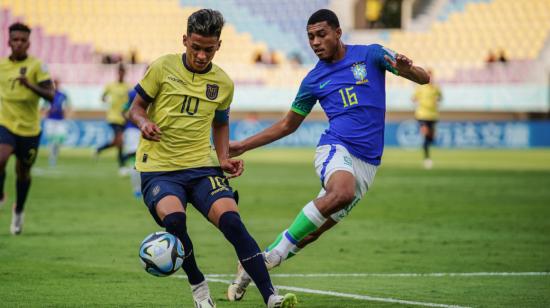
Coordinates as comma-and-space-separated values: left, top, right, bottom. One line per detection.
0, 148, 549, 307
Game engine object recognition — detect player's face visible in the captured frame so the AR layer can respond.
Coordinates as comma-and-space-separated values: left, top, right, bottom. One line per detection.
307, 22, 341, 61
183, 33, 221, 72
118, 68, 126, 82
8, 30, 30, 58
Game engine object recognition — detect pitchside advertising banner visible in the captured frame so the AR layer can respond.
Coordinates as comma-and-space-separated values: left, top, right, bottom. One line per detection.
42, 120, 550, 148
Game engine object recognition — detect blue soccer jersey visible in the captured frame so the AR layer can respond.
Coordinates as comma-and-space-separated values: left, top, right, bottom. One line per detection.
47, 90, 68, 120
291, 44, 398, 166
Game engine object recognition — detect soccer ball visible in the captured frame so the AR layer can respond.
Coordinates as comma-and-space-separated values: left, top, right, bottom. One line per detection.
139, 231, 184, 277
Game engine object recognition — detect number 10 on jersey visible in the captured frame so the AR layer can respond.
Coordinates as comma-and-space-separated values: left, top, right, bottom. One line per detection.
339, 86, 358, 108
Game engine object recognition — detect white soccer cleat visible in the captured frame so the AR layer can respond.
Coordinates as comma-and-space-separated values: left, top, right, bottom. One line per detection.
227, 262, 251, 301
10, 208, 24, 235
227, 251, 284, 302
264, 250, 283, 270
191, 280, 216, 308
267, 293, 298, 308
118, 167, 131, 177
423, 158, 433, 170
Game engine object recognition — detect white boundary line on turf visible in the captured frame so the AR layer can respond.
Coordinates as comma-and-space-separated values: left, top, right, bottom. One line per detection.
204, 271, 550, 278
203, 277, 470, 308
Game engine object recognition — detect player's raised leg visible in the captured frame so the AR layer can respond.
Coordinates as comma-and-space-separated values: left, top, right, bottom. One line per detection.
228, 171, 355, 301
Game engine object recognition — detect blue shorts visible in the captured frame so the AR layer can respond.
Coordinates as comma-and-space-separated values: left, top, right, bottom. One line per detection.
0, 125, 41, 166
141, 167, 235, 226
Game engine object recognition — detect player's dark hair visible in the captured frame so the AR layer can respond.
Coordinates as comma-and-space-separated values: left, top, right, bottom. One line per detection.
307, 9, 340, 29
9, 22, 31, 34
187, 9, 225, 38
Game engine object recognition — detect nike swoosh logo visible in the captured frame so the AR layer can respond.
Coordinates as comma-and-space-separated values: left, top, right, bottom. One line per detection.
319, 80, 331, 89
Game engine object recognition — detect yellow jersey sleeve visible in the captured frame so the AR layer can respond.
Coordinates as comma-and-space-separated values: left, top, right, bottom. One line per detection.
216, 81, 233, 111
136, 60, 162, 102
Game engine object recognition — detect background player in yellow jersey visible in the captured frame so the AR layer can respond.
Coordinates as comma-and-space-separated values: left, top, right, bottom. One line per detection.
412, 69, 442, 169
128, 9, 297, 308
0, 22, 55, 235
96, 64, 130, 174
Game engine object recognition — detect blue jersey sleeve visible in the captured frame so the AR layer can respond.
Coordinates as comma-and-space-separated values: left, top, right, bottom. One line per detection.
290, 79, 317, 116
372, 44, 399, 76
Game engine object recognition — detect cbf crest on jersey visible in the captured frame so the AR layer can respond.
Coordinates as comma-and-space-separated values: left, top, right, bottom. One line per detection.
206, 84, 219, 100
351, 62, 368, 85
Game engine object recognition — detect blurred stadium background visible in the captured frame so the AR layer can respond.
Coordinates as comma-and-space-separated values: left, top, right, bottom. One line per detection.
1, 1, 550, 307
1, 0, 549, 149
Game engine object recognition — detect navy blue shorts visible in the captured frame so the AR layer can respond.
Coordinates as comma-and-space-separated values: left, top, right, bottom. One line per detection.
0, 125, 41, 166
141, 167, 235, 227
418, 120, 437, 130
109, 123, 125, 134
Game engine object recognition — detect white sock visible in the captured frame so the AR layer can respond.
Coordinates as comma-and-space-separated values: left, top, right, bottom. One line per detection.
130, 168, 141, 194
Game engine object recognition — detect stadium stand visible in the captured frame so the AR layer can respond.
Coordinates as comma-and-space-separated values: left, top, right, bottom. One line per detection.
383, 0, 550, 83
0, 0, 548, 112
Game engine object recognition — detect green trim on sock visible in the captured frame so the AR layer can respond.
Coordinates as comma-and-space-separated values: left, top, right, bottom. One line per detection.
287, 210, 318, 242
267, 232, 284, 252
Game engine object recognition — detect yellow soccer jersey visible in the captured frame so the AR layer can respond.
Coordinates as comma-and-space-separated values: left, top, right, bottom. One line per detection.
0, 56, 51, 136
414, 84, 441, 121
135, 54, 234, 172
104, 82, 130, 125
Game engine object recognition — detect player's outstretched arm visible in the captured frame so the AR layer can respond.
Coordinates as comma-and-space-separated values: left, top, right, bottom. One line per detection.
384, 53, 430, 85
213, 121, 244, 178
129, 93, 161, 142
229, 111, 305, 157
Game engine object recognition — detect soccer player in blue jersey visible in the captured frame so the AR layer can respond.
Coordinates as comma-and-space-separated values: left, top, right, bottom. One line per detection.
128, 9, 297, 308
227, 9, 430, 300
42, 79, 71, 167
0, 22, 55, 235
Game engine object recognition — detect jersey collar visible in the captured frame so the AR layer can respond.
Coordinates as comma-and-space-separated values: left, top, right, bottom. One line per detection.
182, 53, 212, 74
9, 54, 28, 62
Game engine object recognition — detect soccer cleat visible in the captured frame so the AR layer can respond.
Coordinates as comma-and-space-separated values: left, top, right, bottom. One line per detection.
265, 250, 283, 270
227, 262, 251, 301
227, 251, 283, 302
267, 293, 298, 308
118, 167, 131, 177
191, 280, 216, 308
423, 158, 433, 169
10, 207, 24, 235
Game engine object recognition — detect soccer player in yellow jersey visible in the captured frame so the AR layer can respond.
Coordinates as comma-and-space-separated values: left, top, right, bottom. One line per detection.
0, 23, 55, 235
128, 9, 297, 308
412, 69, 442, 169
96, 64, 130, 174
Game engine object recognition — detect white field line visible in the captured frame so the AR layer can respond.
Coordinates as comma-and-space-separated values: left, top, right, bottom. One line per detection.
201, 277, 470, 308
203, 271, 550, 278
176, 272, 548, 307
